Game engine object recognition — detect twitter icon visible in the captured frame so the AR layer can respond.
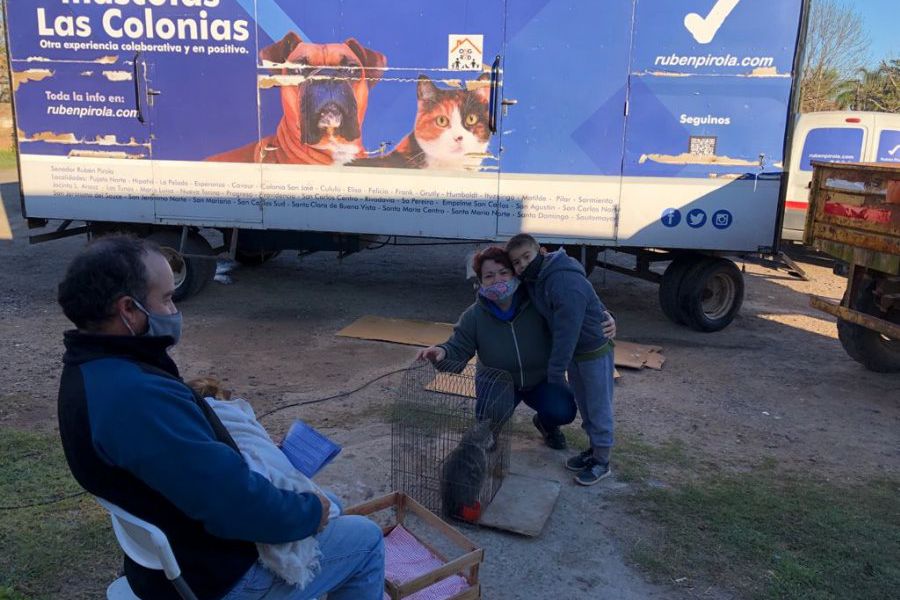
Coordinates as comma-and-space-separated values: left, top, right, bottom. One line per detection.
686, 209, 707, 229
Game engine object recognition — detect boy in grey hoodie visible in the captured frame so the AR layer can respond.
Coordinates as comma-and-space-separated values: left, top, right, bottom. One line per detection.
507, 234, 615, 485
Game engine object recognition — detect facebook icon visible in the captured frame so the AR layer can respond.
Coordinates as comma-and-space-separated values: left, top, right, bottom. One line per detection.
661, 208, 681, 228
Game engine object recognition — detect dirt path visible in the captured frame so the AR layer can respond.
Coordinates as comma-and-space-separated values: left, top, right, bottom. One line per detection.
1, 173, 897, 598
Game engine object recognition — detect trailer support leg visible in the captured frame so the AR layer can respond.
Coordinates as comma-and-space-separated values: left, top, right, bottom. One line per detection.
228, 228, 239, 260
179, 226, 189, 255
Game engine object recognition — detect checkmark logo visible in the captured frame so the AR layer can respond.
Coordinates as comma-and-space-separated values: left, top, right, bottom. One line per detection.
684, 0, 741, 44
889, 144, 900, 157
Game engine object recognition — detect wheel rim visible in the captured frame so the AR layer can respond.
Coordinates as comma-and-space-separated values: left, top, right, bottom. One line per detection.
700, 272, 736, 321
157, 245, 187, 290
878, 330, 899, 352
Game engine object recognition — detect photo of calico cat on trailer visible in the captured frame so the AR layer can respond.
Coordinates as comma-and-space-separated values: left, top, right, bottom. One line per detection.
350, 74, 493, 172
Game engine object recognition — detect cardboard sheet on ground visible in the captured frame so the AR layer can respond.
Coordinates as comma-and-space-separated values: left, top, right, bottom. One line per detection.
425, 363, 619, 398
338, 316, 661, 374
337, 315, 453, 348
425, 372, 476, 397
614, 341, 665, 370
479, 472, 561, 537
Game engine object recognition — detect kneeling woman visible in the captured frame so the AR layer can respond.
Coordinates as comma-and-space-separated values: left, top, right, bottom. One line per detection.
418, 246, 576, 449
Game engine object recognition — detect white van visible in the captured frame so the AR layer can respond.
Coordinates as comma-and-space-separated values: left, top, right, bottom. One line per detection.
783, 111, 900, 241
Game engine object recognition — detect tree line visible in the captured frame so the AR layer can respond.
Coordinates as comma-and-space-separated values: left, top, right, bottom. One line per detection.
800, 0, 898, 113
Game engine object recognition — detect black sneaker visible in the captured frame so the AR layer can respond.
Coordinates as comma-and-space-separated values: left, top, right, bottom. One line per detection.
574, 459, 612, 486
532, 414, 567, 450
565, 449, 594, 472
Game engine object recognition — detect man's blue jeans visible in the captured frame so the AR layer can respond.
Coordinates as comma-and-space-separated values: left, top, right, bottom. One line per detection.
220, 514, 385, 600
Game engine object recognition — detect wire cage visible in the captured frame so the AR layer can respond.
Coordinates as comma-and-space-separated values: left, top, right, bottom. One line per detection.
391, 360, 515, 522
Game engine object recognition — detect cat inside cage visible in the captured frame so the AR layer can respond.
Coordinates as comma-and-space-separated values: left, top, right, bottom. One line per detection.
392, 361, 514, 522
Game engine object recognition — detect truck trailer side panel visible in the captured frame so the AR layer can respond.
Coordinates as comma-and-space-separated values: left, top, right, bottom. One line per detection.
7, 0, 806, 251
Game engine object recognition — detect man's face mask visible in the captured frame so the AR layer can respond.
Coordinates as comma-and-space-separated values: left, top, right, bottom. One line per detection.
121, 298, 182, 346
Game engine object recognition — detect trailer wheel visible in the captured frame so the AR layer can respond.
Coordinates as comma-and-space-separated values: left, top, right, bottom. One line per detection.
836, 283, 900, 373
145, 231, 216, 302
659, 256, 699, 325
677, 258, 744, 332
234, 249, 281, 267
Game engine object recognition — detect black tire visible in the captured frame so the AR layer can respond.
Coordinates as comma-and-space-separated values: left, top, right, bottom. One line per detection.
659, 256, 699, 325
145, 230, 216, 302
234, 249, 281, 267
836, 282, 900, 373
677, 258, 744, 332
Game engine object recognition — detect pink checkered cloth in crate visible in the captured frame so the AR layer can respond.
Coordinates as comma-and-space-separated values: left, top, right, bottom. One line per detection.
382, 524, 471, 600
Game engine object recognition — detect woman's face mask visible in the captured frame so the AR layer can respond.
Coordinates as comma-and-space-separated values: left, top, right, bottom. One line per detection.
479, 277, 520, 303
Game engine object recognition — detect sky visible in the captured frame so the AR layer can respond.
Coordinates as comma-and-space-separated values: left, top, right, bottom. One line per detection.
857, 0, 898, 65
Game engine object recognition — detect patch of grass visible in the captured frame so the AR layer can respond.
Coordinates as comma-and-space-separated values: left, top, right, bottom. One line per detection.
628, 465, 900, 600
0, 149, 18, 170
0, 428, 118, 599
563, 427, 690, 482
555, 430, 899, 598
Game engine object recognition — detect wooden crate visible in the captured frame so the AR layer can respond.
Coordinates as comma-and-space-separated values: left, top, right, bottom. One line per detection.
345, 492, 483, 600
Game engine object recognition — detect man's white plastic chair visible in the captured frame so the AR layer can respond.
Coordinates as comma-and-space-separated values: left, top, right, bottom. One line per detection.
94, 496, 199, 600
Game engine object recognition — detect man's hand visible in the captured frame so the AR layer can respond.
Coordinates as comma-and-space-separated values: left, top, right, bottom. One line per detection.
315, 492, 331, 533
416, 346, 447, 363
602, 312, 616, 340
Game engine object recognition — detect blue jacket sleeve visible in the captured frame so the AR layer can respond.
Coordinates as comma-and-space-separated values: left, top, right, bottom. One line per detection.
544, 272, 589, 383
86, 367, 322, 544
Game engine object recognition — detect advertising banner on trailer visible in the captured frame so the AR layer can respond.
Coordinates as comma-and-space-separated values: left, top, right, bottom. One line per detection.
6, 0, 805, 251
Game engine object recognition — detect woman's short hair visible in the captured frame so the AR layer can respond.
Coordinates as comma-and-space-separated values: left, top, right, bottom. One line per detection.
472, 246, 513, 280
57, 234, 161, 330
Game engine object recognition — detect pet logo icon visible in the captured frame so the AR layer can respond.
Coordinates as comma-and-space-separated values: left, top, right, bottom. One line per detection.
684, 0, 741, 44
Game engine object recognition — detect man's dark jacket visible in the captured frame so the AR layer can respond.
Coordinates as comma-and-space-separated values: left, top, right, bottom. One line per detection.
58, 331, 323, 599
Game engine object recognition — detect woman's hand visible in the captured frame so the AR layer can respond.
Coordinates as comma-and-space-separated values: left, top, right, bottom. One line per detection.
602, 311, 616, 339
416, 346, 447, 363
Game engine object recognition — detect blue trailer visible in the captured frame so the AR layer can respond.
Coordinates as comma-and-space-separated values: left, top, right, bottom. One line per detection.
5, 0, 809, 330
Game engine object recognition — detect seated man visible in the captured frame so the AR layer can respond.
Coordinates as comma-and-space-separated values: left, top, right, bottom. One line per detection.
56, 235, 383, 600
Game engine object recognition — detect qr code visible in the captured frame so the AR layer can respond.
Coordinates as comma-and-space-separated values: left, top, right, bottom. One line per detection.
689, 136, 717, 156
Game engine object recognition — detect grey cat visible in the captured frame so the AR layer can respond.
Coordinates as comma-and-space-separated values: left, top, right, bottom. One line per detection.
440, 420, 494, 521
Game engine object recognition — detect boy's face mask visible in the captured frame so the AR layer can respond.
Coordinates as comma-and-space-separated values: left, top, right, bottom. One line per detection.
520, 252, 544, 281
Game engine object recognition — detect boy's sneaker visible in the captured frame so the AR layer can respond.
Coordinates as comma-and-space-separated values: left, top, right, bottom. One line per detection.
574, 459, 611, 486
532, 414, 567, 450
565, 449, 594, 472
